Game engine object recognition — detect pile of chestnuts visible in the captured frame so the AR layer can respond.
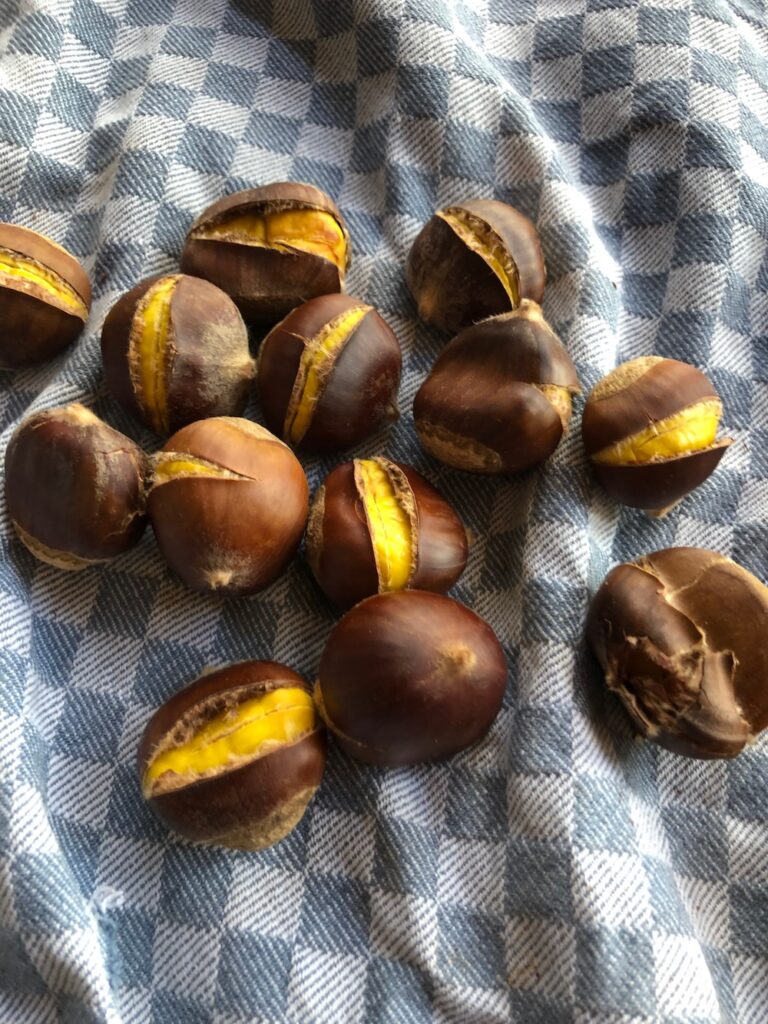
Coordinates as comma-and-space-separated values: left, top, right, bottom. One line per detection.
2, 179, 764, 855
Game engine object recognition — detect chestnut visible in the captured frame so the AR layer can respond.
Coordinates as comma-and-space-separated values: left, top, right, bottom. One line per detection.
101, 273, 254, 436
306, 456, 468, 607
581, 356, 732, 514
0, 223, 92, 369
587, 547, 768, 759
413, 301, 580, 474
406, 199, 545, 334
139, 660, 326, 850
147, 416, 308, 596
257, 293, 402, 452
314, 590, 507, 766
180, 182, 350, 323
4, 404, 147, 569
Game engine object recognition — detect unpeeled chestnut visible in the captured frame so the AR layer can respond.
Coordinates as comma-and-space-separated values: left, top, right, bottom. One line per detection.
147, 417, 308, 596
587, 547, 768, 759
257, 293, 402, 452
139, 660, 326, 850
314, 591, 507, 765
414, 301, 580, 474
4, 404, 147, 569
180, 182, 350, 322
406, 199, 545, 334
101, 273, 254, 435
0, 224, 92, 368
306, 456, 468, 607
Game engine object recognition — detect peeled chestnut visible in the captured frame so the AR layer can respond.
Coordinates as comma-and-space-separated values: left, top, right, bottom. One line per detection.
314, 591, 507, 765
406, 199, 545, 334
101, 273, 254, 435
139, 660, 326, 850
0, 224, 92, 368
413, 301, 579, 474
257, 293, 402, 452
587, 548, 768, 759
4, 404, 147, 569
180, 182, 350, 322
306, 456, 468, 607
582, 356, 731, 514
147, 417, 308, 596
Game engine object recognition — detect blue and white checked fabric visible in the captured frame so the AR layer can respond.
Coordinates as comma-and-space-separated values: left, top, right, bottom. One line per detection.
1, 1, 767, 1021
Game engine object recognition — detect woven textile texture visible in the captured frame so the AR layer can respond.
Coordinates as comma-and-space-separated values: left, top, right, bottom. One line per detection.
1, 0, 767, 1021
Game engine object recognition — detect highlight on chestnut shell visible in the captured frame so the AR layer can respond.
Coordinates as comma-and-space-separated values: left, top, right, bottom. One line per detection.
586, 547, 768, 759
406, 199, 545, 334
4, 404, 147, 570
138, 660, 326, 850
413, 301, 580, 474
257, 292, 402, 453
101, 273, 255, 436
180, 182, 350, 323
147, 417, 309, 596
0, 223, 92, 369
314, 590, 507, 766
306, 456, 469, 607
581, 356, 732, 515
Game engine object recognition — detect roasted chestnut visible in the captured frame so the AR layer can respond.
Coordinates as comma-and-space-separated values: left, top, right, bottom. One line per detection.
587, 547, 768, 759
0, 224, 92, 368
101, 273, 254, 435
139, 660, 326, 850
4, 404, 147, 569
314, 591, 507, 765
406, 199, 545, 334
180, 182, 350, 323
257, 293, 402, 452
582, 357, 732, 514
413, 301, 579, 474
147, 417, 308, 596
306, 456, 468, 607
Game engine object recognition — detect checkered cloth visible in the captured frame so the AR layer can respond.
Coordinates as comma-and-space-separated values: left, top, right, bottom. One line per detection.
1, 1, 767, 1021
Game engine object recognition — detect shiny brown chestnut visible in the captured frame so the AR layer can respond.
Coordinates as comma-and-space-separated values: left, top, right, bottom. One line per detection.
147, 417, 308, 596
582, 357, 732, 515
4, 404, 147, 569
587, 547, 768, 759
257, 293, 402, 452
306, 456, 468, 607
180, 182, 350, 323
139, 660, 326, 850
314, 590, 507, 766
101, 273, 254, 436
0, 224, 92, 369
413, 301, 580, 474
406, 199, 545, 334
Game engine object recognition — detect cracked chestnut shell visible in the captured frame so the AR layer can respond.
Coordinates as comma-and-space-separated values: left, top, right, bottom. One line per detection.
582, 356, 731, 515
257, 292, 402, 453
306, 456, 468, 608
139, 660, 326, 850
0, 224, 92, 368
180, 182, 350, 323
147, 417, 308, 596
587, 548, 768, 759
314, 591, 507, 766
4, 404, 147, 569
101, 273, 254, 436
406, 199, 545, 334
413, 302, 580, 474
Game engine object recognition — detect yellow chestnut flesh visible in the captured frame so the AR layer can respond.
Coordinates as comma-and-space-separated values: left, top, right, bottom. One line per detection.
593, 399, 722, 465
437, 209, 519, 306
537, 384, 573, 429
0, 247, 88, 317
135, 275, 179, 433
200, 208, 347, 271
152, 453, 240, 483
143, 687, 315, 795
285, 304, 370, 445
357, 459, 413, 591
